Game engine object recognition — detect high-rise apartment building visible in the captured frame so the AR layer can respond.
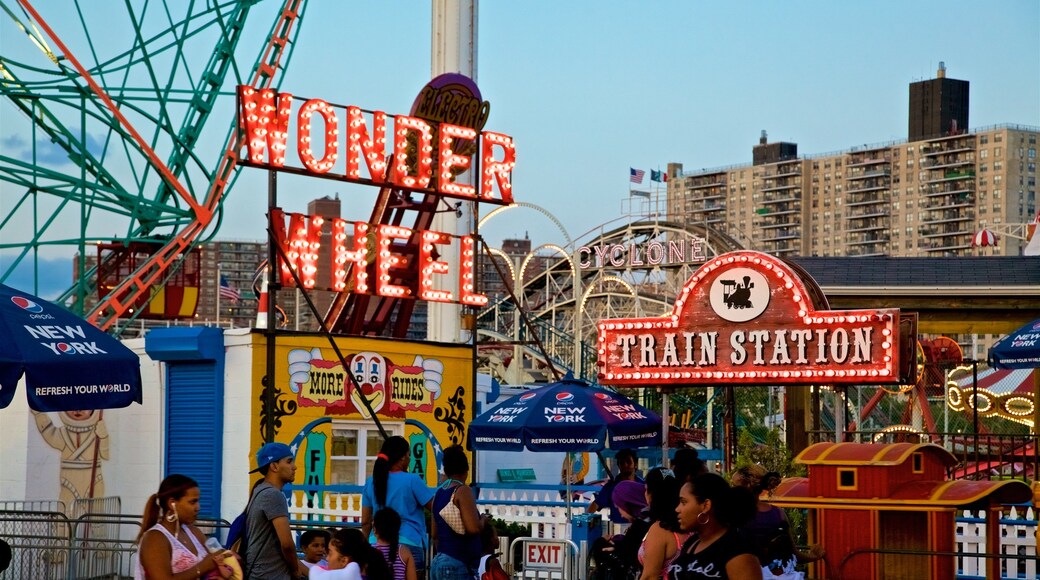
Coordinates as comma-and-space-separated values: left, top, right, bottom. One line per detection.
199, 239, 266, 328
909, 63, 969, 142
669, 125, 1037, 258
667, 71, 1037, 257
480, 234, 533, 302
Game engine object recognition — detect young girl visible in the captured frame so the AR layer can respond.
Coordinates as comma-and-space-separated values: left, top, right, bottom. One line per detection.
309, 528, 391, 580
477, 517, 508, 580
372, 508, 416, 580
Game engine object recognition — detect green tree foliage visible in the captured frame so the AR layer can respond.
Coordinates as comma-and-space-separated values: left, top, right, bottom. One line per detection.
734, 427, 809, 552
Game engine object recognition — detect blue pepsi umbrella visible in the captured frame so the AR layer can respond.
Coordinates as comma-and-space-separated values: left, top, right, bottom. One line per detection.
989, 318, 1040, 369
0, 284, 143, 412
468, 377, 662, 452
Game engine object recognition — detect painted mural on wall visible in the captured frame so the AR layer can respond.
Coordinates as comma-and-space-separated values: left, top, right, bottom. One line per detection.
31, 409, 109, 509
250, 334, 473, 487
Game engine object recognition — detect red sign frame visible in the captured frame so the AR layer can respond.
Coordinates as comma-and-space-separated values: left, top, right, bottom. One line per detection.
597, 251, 902, 386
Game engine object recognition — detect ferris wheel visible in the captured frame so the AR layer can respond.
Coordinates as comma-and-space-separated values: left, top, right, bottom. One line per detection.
0, 0, 308, 332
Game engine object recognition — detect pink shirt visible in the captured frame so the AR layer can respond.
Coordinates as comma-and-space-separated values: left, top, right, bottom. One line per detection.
134, 524, 206, 580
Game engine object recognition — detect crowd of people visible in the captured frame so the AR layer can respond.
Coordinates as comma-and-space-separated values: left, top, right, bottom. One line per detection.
135, 438, 506, 580
135, 440, 820, 580
590, 448, 825, 580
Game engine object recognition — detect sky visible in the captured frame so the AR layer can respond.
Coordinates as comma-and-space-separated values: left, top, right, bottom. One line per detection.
1, 1, 1038, 296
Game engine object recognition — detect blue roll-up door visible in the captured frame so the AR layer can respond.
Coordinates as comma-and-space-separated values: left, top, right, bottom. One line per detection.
145, 327, 225, 519
166, 362, 223, 518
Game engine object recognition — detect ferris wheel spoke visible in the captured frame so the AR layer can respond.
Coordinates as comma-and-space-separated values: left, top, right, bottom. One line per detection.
17, 0, 205, 220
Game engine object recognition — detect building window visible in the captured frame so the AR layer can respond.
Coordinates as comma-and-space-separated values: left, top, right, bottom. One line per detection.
1030, 148, 1037, 159
330, 422, 403, 485
980, 135, 989, 145
980, 149, 989, 159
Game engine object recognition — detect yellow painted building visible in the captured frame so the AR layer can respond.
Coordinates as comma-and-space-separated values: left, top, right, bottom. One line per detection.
245, 333, 474, 490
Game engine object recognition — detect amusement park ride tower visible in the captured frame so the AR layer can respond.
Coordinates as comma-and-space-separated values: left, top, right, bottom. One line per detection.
428, 0, 478, 344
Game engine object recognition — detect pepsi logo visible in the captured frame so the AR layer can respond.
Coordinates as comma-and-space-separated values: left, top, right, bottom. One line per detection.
11, 296, 44, 314
1032, 321, 1040, 331
519, 392, 538, 402
56, 343, 75, 354
594, 393, 613, 401
555, 392, 574, 402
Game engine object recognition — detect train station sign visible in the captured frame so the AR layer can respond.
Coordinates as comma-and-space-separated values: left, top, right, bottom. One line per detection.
596, 250, 905, 386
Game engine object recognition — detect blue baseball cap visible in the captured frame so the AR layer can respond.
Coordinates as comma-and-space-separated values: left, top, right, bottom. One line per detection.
250, 442, 293, 473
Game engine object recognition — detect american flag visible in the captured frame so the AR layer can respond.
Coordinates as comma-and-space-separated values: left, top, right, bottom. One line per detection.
219, 275, 241, 303
629, 168, 646, 184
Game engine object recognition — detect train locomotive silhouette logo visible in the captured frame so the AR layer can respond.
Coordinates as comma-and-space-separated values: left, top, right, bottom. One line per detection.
709, 268, 769, 323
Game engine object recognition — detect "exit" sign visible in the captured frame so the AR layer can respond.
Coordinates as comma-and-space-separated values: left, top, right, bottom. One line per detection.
524, 541, 565, 570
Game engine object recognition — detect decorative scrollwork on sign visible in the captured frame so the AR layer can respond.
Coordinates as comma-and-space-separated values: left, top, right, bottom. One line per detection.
259, 381, 298, 439
434, 386, 467, 446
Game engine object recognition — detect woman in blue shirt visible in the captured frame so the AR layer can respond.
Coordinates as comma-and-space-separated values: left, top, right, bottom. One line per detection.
362, 436, 436, 578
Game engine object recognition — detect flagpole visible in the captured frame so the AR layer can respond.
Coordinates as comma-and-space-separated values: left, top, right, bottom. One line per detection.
216, 263, 221, 325
655, 167, 661, 219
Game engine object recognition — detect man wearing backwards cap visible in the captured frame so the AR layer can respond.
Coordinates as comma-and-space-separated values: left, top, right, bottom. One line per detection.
244, 442, 307, 580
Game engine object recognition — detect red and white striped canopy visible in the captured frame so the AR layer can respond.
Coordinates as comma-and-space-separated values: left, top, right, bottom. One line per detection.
972, 228, 998, 247
955, 367, 1035, 395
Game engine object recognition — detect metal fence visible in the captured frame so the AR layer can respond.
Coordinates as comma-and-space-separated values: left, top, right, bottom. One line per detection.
0, 509, 230, 580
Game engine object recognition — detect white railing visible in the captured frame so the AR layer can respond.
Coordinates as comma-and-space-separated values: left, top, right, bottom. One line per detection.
288, 490, 1038, 578
956, 506, 1037, 579
287, 488, 605, 540
288, 492, 364, 526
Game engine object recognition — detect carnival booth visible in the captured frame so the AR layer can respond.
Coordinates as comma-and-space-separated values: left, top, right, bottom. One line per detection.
769, 442, 1032, 580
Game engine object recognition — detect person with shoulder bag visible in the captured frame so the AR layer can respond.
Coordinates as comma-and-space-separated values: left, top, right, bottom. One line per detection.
429, 445, 483, 579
